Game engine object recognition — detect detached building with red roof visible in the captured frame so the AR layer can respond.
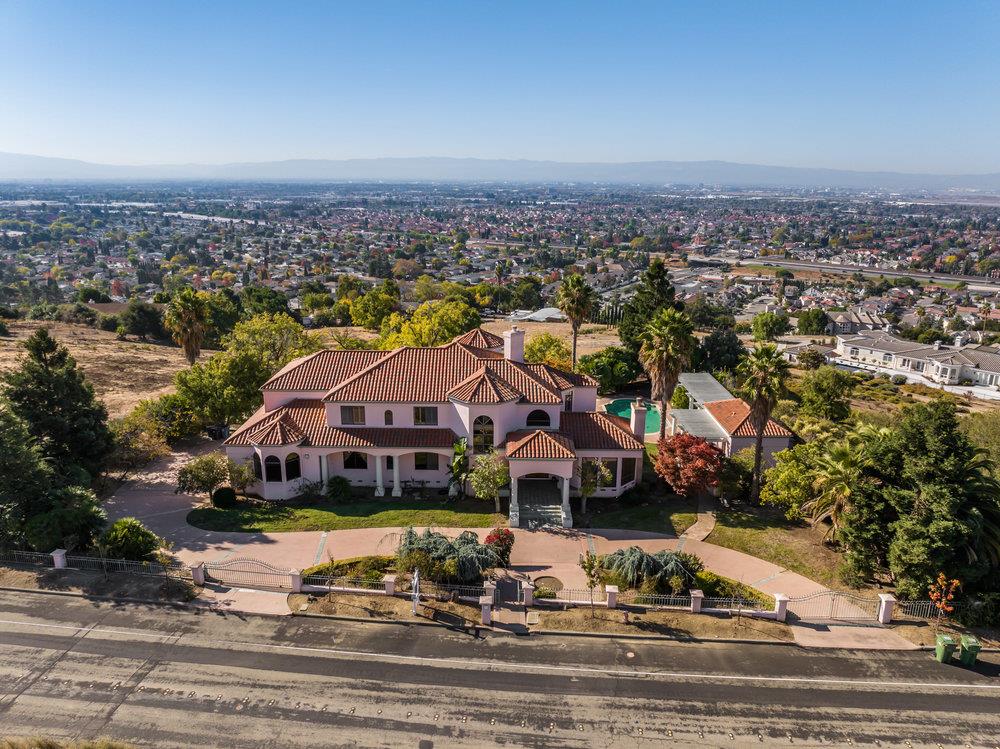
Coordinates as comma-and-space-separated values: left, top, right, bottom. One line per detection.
225, 326, 644, 528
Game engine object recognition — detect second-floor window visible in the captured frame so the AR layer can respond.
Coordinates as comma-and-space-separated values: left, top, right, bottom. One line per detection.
341, 405, 365, 425
472, 415, 494, 452
564, 393, 574, 412
413, 406, 438, 425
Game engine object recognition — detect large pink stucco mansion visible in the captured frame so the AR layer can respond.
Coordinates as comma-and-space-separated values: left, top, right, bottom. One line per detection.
224, 327, 646, 528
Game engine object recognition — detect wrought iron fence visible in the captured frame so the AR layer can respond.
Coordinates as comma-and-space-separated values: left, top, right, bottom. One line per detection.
703, 596, 764, 611
896, 599, 938, 620
618, 592, 692, 608
0, 549, 51, 567
553, 587, 608, 603
303, 575, 385, 591
203, 557, 292, 589
64, 555, 189, 579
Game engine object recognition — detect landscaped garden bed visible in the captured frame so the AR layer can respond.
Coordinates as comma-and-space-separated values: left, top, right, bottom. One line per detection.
535, 607, 792, 641
186, 496, 505, 532
288, 591, 482, 627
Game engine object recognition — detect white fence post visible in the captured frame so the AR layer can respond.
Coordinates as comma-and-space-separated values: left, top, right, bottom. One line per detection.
290, 569, 302, 594
690, 589, 704, 614
877, 593, 897, 624
774, 593, 789, 622
190, 562, 206, 586
484, 581, 496, 603
383, 573, 396, 596
51, 549, 67, 569
605, 585, 618, 610
521, 582, 534, 607
479, 595, 493, 625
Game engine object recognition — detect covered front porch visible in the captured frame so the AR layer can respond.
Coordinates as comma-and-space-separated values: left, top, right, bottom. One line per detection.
509, 460, 574, 530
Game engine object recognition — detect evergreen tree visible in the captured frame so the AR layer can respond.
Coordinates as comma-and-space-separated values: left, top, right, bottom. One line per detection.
619, 259, 679, 355
0, 400, 54, 543
2, 329, 113, 482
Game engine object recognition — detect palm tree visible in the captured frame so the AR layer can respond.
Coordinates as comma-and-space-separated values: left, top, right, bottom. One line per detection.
164, 288, 210, 365
638, 308, 696, 440
954, 449, 1000, 566
801, 441, 867, 540
555, 274, 598, 366
737, 343, 790, 504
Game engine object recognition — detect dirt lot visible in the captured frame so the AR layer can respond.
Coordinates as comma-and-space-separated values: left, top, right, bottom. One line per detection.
890, 617, 1000, 648
0, 564, 199, 602
288, 591, 482, 628
482, 320, 620, 358
535, 605, 793, 641
0, 321, 198, 417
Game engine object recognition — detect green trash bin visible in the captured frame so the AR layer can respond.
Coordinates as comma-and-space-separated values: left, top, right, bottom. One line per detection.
935, 634, 957, 663
959, 635, 982, 667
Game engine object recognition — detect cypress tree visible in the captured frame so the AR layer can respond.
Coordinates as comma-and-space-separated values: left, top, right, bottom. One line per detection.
618, 259, 680, 356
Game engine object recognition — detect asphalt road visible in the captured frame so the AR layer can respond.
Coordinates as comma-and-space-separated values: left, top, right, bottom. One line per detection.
0, 590, 998, 748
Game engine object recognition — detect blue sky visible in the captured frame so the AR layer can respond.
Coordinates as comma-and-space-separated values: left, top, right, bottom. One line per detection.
2, 1, 998, 173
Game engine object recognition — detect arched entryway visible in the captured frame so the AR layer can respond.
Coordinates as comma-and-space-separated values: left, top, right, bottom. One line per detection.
507, 460, 574, 529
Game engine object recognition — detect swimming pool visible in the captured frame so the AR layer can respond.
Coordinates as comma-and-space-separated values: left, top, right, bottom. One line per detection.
604, 398, 660, 435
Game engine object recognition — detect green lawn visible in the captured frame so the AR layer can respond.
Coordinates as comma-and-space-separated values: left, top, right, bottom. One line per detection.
582, 441, 700, 535
187, 497, 505, 533
705, 507, 860, 591
584, 497, 699, 535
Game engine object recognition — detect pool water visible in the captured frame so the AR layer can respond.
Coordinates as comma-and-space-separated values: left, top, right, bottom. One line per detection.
604, 398, 660, 435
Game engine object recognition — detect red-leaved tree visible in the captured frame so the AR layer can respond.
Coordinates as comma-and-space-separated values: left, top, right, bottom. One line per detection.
654, 434, 723, 497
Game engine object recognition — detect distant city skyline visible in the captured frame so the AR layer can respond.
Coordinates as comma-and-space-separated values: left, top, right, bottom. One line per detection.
3, 0, 999, 173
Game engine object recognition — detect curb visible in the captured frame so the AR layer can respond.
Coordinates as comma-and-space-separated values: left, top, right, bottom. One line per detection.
529, 628, 797, 645
0, 584, 208, 613
291, 609, 496, 635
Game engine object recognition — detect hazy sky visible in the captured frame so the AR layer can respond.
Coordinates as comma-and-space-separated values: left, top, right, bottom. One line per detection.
2, 1, 999, 173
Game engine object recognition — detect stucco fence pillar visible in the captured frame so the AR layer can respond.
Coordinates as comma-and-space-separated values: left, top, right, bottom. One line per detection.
877, 593, 897, 624
51, 549, 67, 569
773, 593, 789, 623
690, 589, 704, 614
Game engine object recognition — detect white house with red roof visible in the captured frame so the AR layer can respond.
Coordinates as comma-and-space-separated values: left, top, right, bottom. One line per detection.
224, 326, 645, 528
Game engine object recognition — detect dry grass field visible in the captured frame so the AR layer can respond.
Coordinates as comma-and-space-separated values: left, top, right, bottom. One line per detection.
0, 321, 199, 417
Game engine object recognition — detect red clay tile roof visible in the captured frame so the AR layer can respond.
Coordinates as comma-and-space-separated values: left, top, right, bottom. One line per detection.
324, 341, 564, 404
506, 430, 577, 460
560, 412, 645, 451
448, 368, 522, 404
262, 349, 388, 391
452, 328, 504, 349
526, 363, 598, 390
225, 399, 458, 449
246, 415, 306, 446
703, 398, 793, 438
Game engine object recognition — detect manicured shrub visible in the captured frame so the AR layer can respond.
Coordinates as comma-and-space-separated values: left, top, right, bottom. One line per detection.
100, 517, 163, 560
954, 593, 1000, 627
325, 476, 352, 503
891, 374, 907, 385
212, 486, 237, 508
534, 585, 557, 599
693, 570, 772, 607
484, 527, 515, 566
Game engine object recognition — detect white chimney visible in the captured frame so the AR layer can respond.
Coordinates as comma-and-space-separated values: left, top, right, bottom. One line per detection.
629, 398, 647, 440
503, 326, 525, 363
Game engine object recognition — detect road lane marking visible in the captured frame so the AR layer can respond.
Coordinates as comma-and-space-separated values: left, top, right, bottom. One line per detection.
0, 617, 996, 693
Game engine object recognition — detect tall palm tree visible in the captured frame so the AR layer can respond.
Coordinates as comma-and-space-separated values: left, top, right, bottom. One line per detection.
638, 308, 696, 440
801, 441, 868, 540
556, 274, 598, 366
164, 287, 210, 365
954, 449, 1000, 566
737, 343, 790, 504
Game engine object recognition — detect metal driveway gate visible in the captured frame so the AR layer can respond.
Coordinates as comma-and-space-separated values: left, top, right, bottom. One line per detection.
787, 591, 880, 622
204, 557, 292, 589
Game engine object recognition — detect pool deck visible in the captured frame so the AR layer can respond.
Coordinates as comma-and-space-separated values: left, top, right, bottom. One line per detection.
601, 396, 662, 442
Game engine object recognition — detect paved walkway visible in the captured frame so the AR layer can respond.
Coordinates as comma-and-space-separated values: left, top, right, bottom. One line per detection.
678, 494, 717, 542
105, 447, 914, 648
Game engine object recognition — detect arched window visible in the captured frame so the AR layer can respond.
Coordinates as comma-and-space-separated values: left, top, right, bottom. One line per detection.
264, 455, 282, 482
472, 415, 494, 452
526, 409, 550, 428
384, 409, 393, 426
252, 453, 262, 480
285, 452, 301, 481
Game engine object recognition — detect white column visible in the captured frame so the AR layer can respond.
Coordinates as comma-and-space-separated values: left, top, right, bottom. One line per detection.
320, 454, 327, 485
375, 455, 385, 496
509, 477, 519, 528
392, 456, 401, 497
561, 476, 570, 510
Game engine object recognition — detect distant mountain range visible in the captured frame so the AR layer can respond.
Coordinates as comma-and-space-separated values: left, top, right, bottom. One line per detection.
2, 151, 1000, 191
